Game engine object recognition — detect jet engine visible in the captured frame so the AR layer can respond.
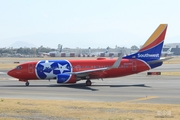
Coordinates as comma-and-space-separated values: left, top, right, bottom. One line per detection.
57, 74, 77, 83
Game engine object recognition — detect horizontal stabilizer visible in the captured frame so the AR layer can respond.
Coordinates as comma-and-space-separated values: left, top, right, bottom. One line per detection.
147, 57, 173, 64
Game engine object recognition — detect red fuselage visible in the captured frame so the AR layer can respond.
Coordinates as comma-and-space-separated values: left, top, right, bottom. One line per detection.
8, 58, 150, 82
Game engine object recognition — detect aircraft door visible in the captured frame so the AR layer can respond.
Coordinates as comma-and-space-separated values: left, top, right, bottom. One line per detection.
132, 60, 137, 71
28, 64, 34, 74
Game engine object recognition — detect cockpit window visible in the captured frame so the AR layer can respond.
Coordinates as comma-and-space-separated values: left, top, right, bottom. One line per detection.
16, 66, 22, 70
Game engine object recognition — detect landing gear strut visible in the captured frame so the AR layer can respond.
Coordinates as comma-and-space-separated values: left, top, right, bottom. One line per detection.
25, 81, 29, 86
86, 79, 92, 86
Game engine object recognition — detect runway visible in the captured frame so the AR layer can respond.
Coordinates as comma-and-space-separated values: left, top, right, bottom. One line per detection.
0, 64, 180, 104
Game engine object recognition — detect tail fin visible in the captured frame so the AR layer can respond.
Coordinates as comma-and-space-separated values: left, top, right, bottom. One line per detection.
105, 47, 109, 53
58, 44, 63, 52
167, 47, 172, 53
124, 24, 168, 61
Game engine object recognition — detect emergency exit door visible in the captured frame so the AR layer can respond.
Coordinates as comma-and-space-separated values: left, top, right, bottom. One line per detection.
132, 60, 137, 71
28, 64, 34, 73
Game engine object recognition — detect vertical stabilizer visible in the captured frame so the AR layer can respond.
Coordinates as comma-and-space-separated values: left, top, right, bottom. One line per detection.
124, 24, 168, 61
58, 44, 63, 52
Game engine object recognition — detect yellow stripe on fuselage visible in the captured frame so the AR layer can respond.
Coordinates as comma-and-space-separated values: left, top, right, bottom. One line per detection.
141, 24, 167, 49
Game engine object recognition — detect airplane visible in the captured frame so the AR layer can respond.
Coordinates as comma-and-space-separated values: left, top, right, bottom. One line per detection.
161, 47, 173, 57
89, 47, 109, 57
110, 47, 129, 57
42, 44, 62, 57
8, 24, 169, 86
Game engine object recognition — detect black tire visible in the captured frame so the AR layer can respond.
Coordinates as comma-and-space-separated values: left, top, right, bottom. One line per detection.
86, 80, 92, 86
25, 82, 29, 86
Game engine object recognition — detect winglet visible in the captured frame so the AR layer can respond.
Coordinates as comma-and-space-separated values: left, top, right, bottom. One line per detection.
109, 53, 124, 69
167, 47, 172, 54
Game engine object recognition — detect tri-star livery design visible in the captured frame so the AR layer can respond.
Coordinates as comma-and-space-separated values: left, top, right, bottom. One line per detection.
8, 24, 169, 86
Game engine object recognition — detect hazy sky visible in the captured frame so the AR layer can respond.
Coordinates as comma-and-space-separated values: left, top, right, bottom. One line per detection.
0, 0, 180, 48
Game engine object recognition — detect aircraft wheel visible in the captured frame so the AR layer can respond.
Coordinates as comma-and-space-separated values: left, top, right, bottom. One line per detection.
86, 80, 92, 86
25, 82, 29, 86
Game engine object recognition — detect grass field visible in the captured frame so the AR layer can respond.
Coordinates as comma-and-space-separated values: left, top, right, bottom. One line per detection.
163, 56, 180, 64
161, 71, 180, 76
0, 98, 179, 120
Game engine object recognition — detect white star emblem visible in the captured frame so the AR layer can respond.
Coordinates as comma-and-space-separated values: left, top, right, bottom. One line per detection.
40, 60, 54, 70
55, 63, 69, 74
44, 70, 56, 79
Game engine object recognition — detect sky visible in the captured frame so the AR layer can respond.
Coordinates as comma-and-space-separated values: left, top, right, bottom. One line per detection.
0, 0, 180, 48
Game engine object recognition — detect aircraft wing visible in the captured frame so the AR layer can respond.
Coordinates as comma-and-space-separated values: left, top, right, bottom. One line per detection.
68, 54, 124, 76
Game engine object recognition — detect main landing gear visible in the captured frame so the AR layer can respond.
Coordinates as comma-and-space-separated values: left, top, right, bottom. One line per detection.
86, 79, 92, 86
25, 81, 29, 86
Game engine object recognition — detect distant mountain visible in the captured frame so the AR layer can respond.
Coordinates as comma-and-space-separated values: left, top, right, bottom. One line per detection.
2, 30, 141, 49
9, 41, 37, 48
1, 31, 179, 49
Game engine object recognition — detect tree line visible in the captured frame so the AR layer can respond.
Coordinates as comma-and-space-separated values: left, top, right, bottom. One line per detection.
0, 46, 56, 55
0, 45, 140, 56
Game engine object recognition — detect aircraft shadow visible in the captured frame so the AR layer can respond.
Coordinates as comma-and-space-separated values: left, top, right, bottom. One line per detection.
110, 84, 151, 88
0, 83, 151, 91
48, 83, 98, 91
0, 83, 98, 91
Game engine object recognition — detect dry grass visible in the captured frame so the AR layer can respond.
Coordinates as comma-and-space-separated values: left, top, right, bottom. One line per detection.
163, 56, 180, 64
0, 63, 17, 69
0, 98, 179, 120
161, 72, 180, 76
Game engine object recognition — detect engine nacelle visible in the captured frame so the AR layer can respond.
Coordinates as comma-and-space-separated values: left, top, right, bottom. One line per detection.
57, 74, 77, 83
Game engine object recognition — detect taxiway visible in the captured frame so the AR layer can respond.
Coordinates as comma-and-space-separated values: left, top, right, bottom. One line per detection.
0, 64, 180, 104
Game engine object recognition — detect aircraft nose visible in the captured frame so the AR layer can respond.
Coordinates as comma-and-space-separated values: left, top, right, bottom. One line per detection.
7, 69, 15, 77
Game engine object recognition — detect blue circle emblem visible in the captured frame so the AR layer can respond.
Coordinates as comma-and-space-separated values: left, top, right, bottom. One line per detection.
35, 60, 72, 81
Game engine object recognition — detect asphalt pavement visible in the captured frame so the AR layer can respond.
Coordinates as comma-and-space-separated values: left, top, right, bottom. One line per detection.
0, 64, 180, 104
